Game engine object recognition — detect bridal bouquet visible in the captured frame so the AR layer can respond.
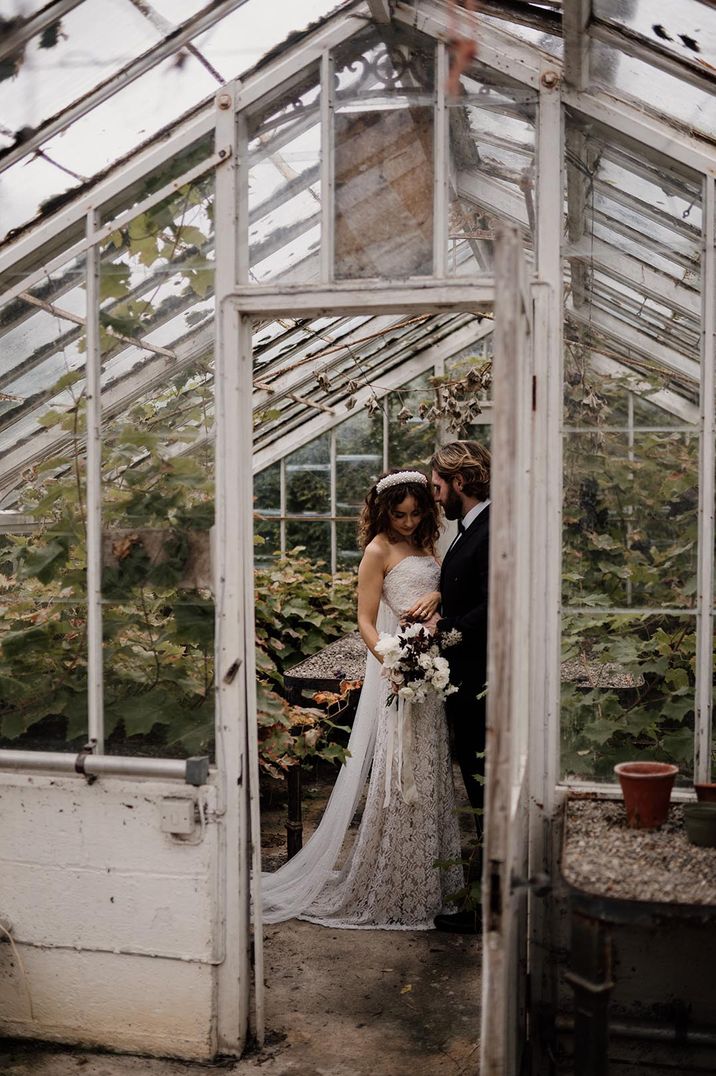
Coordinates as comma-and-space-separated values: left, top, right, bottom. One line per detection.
375, 622, 461, 707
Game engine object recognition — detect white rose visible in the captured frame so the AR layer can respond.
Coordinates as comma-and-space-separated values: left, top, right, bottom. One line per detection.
432, 670, 449, 690
433, 656, 449, 674
382, 651, 402, 670
375, 633, 400, 656
398, 685, 416, 702
402, 622, 424, 639
417, 653, 433, 670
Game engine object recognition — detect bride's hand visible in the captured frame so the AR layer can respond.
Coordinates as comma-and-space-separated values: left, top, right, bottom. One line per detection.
403, 590, 441, 623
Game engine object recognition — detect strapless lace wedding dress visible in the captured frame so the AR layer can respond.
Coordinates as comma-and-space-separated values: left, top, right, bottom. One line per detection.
292, 556, 465, 930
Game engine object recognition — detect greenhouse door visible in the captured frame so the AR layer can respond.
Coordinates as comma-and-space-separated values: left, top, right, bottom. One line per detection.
481, 225, 534, 1076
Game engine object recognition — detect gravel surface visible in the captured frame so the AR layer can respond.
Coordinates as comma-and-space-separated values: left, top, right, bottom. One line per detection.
560, 660, 644, 689
286, 632, 367, 682
562, 799, 716, 905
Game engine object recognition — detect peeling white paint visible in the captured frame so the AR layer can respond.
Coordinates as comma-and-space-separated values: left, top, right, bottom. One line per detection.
0, 774, 222, 1060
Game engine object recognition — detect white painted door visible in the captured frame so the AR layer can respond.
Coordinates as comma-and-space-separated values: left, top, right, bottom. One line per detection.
481, 224, 534, 1076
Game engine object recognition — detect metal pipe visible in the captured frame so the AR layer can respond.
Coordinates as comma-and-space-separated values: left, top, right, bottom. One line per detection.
85, 209, 104, 754
329, 427, 337, 575
556, 1013, 716, 1050
433, 40, 448, 279
319, 49, 334, 284
695, 174, 715, 783
0, 749, 210, 786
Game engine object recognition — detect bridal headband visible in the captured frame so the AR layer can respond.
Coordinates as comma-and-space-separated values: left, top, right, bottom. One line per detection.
375, 471, 428, 495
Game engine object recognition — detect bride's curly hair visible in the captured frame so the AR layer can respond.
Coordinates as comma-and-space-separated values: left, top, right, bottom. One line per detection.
358, 470, 440, 551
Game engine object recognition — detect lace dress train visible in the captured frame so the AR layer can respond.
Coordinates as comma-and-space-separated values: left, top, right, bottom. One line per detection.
298, 556, 464, 930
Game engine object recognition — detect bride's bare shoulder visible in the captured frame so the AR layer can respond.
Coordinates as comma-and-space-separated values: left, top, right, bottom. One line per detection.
362, 534, 390, 564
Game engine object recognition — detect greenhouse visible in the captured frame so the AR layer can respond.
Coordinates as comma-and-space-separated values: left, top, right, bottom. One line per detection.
0, 0, 714, 1073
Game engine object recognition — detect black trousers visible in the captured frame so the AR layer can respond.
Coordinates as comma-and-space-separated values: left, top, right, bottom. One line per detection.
446, 687, 486, 840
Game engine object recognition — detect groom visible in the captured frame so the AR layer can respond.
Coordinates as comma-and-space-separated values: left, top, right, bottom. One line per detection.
430, 440, 491, 933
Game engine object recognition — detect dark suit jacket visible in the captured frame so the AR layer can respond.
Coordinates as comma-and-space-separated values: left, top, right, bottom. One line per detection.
438, 505, 490, 694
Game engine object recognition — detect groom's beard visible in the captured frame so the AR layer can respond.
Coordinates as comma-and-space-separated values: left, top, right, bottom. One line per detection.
441, 487, 464, 521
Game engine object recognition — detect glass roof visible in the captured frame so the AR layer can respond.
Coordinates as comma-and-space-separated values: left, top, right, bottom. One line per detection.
0, 0, 340, 243
0, 0, 713, 503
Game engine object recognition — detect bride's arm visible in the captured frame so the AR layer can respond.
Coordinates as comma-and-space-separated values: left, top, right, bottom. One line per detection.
357, 542, 386, 661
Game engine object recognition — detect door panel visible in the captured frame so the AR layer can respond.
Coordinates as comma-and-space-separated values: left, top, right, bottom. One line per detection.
481, 224, 533, 1076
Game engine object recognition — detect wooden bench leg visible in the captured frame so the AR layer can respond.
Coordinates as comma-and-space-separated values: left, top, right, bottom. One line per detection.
286, 765, 303, 859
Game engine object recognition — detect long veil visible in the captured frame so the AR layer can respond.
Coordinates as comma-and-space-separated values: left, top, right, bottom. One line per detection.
261, 601, 397, 923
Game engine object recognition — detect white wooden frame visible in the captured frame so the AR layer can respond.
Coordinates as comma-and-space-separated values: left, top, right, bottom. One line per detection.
0, 3, 714, 1059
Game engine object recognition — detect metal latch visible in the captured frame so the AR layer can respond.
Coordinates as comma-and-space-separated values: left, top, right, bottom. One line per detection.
510, 871, 551, 897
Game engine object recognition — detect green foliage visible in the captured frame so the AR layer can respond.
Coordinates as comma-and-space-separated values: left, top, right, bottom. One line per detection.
253, 551, 356, 778
0, 352, 356, 775
561, 349, 702, 781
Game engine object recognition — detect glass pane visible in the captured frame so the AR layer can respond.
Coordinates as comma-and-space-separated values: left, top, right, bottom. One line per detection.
590, 38, 716, 141
1, 0, 161, 134
336, 520, 362, 568
285, 435, 330, 515
193, 0, 338, 75
0, 269, 87, 752
563, 432, 698, 610
332, 26, 435, 280
285, 520, 331, 565
254, 520, 280, 565
387, 373, 436, 469
335, 409, 383, 514
98, 177, 215, 758
563, 114, 702, 424
561, 614, 696, 782
0, 153, 82, 244
448, 64, 537, 275
594, 0, 716, 71
247, 63, 321, 284
254, 463, 280, 511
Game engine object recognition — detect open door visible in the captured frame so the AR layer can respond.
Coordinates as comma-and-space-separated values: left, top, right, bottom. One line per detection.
481, 224, 534, 1076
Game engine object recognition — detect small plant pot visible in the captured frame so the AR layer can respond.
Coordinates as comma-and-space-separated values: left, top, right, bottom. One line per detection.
684, 803, 716, 847
694, 782, 716, 803
614, 761, 678, 829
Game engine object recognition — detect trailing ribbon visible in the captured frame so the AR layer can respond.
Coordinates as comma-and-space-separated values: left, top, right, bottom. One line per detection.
383, 696, 418, 807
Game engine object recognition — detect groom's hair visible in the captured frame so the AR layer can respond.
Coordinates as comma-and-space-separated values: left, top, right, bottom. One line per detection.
430, 441, 490, 500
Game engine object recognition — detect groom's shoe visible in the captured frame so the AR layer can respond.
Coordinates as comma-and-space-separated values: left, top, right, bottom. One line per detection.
434, 909, 482, 934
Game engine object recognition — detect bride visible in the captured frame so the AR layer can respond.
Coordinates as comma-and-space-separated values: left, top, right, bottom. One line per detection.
261, 469, 464, 929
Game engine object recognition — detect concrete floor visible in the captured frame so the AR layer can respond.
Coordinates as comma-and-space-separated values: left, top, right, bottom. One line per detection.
0, 921, 481, 1075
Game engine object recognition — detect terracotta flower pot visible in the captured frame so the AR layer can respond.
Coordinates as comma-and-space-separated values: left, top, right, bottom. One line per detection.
694, 782, 716, 803
614, 761, 678, 829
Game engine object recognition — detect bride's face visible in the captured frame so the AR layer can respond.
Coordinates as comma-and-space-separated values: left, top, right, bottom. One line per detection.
388, 495, 423, 541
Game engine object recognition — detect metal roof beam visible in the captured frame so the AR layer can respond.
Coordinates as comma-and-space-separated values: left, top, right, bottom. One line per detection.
564, 239, 699, 319
563, 0, 591, 91
367, 0, 392, 23
253, 317, 491, 472
566, 300, 699, 383
587, 351, 698, 425
0, 320, 213, 498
